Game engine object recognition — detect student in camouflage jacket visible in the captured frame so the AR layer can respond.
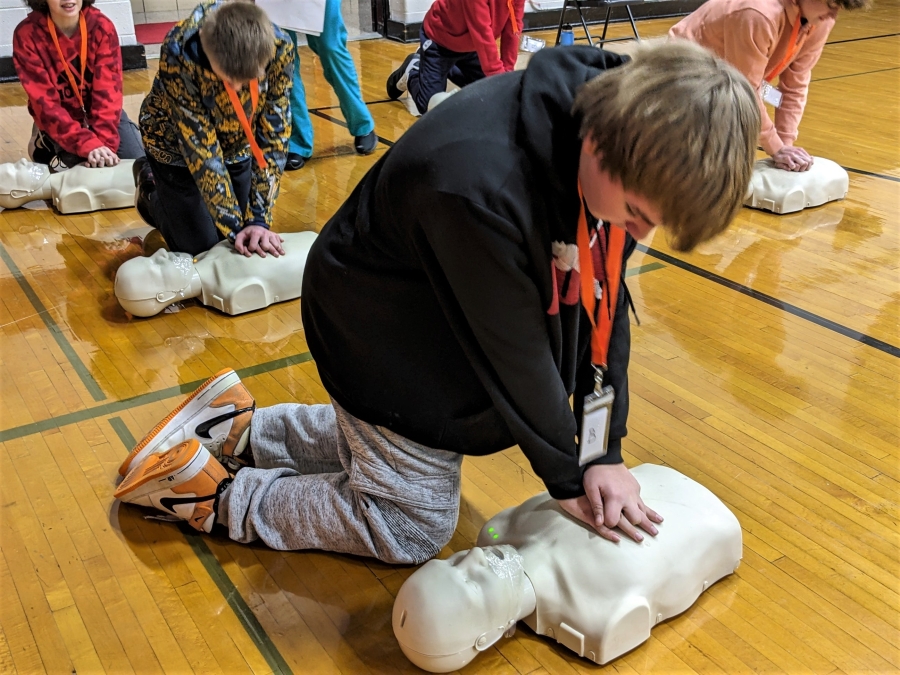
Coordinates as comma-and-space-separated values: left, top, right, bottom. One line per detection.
137, 0, 293, 257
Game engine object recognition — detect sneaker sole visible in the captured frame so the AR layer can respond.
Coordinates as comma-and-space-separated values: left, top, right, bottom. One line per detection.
115, 439, 204, 504
118, 368, 239, 476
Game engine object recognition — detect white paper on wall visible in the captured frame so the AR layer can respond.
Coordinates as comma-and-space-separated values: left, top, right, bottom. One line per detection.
256, 0, 326, 37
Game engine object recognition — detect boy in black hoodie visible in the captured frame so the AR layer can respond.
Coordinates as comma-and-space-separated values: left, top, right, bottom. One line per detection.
115, 40, 760, 563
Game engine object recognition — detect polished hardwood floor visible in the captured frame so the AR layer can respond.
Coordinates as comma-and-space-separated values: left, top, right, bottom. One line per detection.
0, 3, 897, 673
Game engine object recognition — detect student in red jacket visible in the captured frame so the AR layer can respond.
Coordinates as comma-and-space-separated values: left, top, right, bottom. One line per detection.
13, 0, 144, 169
386, 0, 526, 114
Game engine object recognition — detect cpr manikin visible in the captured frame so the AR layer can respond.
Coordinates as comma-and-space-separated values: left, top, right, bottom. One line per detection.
745, 156, 849, 214
0, 159, 136, 214
114, 231, 318, 316
393, 464, 742, 671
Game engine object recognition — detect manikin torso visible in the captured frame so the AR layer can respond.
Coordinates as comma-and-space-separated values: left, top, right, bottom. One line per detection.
392, 464, 742, 672
745, 156, 849, 214
477, 464, 742, 665
0, 159, 135, 213
115, 231, 318, 316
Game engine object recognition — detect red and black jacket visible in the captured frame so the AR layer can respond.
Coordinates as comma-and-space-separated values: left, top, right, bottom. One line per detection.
13, 6, 124, 157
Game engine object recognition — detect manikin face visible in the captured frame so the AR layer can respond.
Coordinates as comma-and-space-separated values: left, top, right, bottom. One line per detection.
0, 159, 50, 194
798, 0, 839, 27
393, 546, 523, 669
578, 137, 663, 242
47, 0, 83, 26
115, 249, 195, 304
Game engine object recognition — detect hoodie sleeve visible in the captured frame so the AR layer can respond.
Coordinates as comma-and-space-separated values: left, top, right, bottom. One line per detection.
462, 0, 505, 76
499, 0, 525, 72
245, 34, 293, 229
85, 14, 124, 154
774, 19, 831, 147
416, 191, 585, 499
721, 8, 784, 155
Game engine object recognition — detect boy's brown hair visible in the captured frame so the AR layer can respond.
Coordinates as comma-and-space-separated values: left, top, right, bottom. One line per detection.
573, 39, 760, 252
200, 0, 276, 82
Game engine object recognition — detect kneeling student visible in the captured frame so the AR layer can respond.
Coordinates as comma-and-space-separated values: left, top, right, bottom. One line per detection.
115, 41, 760, 566
135, 0, 293, 257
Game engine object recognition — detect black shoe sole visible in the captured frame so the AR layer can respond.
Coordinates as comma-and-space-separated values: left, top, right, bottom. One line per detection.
386, 52, 418, 100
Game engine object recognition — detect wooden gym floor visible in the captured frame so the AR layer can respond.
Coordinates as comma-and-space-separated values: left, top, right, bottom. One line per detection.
0, 4, 898, 673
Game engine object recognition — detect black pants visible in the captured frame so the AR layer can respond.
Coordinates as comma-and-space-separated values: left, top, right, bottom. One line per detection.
32, 110, 145, 168
146, 154, 252, 256
407, 27, 486, 114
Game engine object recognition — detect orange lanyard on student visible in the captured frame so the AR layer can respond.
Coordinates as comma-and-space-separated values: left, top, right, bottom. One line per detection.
508, 0, 519, 34
764, 17, 805, 83
224, 79, 267, 170
47, 12, 88, 114
576, 184, 626, 370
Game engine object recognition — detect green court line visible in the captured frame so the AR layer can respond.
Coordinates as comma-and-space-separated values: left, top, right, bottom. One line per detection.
0, 351, 314, 444
109, 419, 293, 675
0, 241, 107, 402
626, 262, 665, 277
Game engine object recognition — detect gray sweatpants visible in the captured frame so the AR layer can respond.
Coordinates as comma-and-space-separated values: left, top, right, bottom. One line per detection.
218, 400, 463, 564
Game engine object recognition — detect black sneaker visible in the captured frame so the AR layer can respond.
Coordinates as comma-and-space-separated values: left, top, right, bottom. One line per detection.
31, 131, 56, 166
285, 153, 307, 171
354, 130, 378, 155
132, 157, 156, 227
386, 52, 420, 100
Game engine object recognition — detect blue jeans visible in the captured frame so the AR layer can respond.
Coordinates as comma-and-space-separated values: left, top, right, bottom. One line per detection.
287, 0, 374, 158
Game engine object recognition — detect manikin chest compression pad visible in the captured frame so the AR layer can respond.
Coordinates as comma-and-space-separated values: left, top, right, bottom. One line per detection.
745, 157, 849, 214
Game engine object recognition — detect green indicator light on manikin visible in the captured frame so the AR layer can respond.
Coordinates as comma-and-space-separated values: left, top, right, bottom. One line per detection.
493, 534, 499, 539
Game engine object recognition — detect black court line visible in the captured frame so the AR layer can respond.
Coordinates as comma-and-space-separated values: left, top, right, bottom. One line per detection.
0, 241, 107, 402
309, 98, 393, 113
308, 109, 396, 148
825, 31, 900, 45
109, 418, 293, 675
753, 145, 900, 183
812, 66, 900, 82
637, 244, 900, 358
844, 166, 900, 183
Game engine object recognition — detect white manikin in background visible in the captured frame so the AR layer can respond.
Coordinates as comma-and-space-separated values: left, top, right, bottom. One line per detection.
745, 157, 849, 214
393, 464, 743, 671
0, 159, 135, 214
115, 231, 318, 317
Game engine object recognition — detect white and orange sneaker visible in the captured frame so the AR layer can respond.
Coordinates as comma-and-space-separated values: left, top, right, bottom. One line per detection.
119, 368, 255, 477
114, 439, 231, 533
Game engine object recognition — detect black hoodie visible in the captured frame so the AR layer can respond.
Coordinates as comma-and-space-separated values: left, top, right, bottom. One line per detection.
301, 46, 635, 500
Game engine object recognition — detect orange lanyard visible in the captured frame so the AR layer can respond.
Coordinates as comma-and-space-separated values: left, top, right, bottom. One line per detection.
224, 79, 267, 170
765, 17, 805, 83
47, 13, 88, 113
576, 184, 626, 370
507, 0, 519, 34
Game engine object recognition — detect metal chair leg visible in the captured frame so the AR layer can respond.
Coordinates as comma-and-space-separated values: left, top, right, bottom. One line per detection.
576, 0, 594, 46
600, 5, 611, 43
627, 5, 640, 40
555, 0, 569, 45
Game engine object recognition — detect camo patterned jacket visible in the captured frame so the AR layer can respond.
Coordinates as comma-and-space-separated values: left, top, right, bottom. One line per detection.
13, 7, 123, 157
139, 0, 293, 239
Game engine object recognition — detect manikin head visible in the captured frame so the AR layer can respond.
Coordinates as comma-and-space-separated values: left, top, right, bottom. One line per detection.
0, 160, 52, 208
392, 546, 527, 672
115, 248, 201, 317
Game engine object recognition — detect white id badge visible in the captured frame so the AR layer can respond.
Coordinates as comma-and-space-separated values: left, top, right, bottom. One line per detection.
579, 385, 614, 465
761, 82, 783, 108
520, 34, 546, 53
